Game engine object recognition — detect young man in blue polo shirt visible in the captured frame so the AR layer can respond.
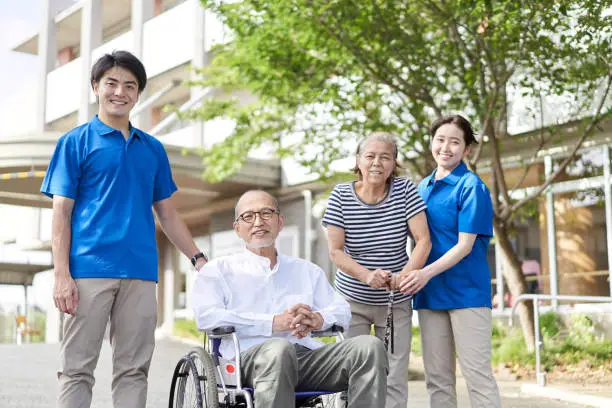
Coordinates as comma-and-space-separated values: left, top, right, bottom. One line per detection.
41, 50, 208, 408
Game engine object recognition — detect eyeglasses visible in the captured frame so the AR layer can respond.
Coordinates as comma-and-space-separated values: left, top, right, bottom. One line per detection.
235, 208, 279, 223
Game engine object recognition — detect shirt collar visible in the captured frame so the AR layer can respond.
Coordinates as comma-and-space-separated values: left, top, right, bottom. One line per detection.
242, 247, 282, 274
427, 161, 468, 186
90, 115, 141, 139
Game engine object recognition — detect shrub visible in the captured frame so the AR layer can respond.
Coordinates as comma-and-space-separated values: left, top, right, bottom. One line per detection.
567, 314, 595, 346
539, 312, 561, 339
492, 328, 534, 366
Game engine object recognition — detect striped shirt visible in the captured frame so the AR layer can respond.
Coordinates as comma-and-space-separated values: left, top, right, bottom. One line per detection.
322, 177, 427, 305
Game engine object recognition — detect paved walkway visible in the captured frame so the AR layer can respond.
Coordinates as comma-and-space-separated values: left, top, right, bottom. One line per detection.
0, 338, 588, 407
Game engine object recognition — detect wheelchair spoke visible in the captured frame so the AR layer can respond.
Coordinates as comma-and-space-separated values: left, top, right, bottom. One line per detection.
188, 347, 220, 408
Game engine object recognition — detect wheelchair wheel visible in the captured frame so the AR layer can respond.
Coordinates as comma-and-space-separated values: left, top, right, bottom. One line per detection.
169, 354, 203, 408
188, 347, 220, 408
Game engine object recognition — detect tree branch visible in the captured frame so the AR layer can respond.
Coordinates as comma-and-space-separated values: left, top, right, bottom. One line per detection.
510, 91, 550, 191
510, 74, 612, 215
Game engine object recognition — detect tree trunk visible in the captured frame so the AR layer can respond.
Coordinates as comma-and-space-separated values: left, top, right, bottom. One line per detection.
493, 218, 536, 351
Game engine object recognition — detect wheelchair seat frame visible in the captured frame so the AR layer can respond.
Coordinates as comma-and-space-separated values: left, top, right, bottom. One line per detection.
169, 325, 347, 408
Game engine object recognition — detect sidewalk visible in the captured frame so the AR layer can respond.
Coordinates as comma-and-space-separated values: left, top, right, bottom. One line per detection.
0, 338, 602, 408
409, 352, 612, 408
521, 382, 612, 408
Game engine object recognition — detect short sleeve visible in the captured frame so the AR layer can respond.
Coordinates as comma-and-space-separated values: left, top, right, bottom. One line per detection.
152, 143, 178, 202
458, 182, 493, 236
40, 134, 81, 199
404, 179, 427, 220
321, 186, 345, 229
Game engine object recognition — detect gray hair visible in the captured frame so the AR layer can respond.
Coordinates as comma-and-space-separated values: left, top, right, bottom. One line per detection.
351, 131, 401, 179
234, 190, 280, 219
355, 131, 399, 159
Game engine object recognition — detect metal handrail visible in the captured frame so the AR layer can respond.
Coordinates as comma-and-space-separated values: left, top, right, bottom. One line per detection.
509, 294, 612, 387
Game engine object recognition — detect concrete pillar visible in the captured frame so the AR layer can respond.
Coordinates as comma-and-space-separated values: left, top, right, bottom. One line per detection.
23, 285, 31, 343
78, 0, 102, 125
544, 156, 559, 309
603, 146, 612, 296
36, 0, 60, 133
161, 244, 177, 335
191, 0, 208, 147
23, 285, 28, 325
131, 0, 154, 130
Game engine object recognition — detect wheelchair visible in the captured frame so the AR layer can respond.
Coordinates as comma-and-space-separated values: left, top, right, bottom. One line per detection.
169, 324, 348, 408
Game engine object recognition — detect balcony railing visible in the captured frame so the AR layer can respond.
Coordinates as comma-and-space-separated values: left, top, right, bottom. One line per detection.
45, 0, 203, 123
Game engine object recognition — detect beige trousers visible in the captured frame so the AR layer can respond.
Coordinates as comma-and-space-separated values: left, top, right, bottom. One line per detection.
240, 336, 388, 408
346, 299, 412, 408
57, 278, 157, 408
418, 307, 501, 408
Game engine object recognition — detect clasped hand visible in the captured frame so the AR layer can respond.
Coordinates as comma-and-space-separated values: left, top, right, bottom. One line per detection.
273, 303, 323, 339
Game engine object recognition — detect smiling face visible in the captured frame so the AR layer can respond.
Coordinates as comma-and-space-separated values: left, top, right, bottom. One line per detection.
233, 191, 284, 249
356, 140, 396, 186
92, 66, 140, 121
431, 123, 471, 172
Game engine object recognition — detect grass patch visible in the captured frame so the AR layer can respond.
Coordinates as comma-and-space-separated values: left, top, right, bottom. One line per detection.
411, 326, 422, 356
173, 319, 203, 341
492, 327, 534, 366
492, 313, 612, 373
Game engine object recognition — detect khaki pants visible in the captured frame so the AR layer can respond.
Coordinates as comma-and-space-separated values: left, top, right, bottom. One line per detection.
57, 278, 157, 408
240, 336, 388, 408
419, 307, 501, 408
346, 299, 412, 408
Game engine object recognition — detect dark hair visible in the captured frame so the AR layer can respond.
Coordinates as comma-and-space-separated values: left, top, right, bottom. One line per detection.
350, 131, 401, 181
430, 115, 478, 146
90, 50, 147, 92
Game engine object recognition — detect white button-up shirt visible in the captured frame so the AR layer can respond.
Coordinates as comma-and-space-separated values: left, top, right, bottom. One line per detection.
192, 249, 351, 359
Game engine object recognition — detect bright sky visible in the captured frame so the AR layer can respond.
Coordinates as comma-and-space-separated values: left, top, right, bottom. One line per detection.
0, 0, 41, 138
0, 0, 52, 313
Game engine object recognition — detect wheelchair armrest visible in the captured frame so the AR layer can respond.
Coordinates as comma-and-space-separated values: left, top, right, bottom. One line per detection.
207, 325, 236, 338
311, 324, 345, 338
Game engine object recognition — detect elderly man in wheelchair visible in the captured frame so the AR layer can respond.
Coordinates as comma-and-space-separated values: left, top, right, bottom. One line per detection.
170, 190, 388, 408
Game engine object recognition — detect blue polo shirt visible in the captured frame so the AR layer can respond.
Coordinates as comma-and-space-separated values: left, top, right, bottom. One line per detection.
413, 162, 493, 310
40, 115, 177, 282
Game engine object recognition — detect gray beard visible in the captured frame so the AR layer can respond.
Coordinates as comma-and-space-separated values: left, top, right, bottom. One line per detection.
246, 241, 275, 250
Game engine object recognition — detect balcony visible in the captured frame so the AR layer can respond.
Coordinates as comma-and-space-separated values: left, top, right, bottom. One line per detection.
44, 0, 225, 123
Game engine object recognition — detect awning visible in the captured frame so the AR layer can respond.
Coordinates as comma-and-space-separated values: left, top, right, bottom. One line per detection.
0, 262, 52, 286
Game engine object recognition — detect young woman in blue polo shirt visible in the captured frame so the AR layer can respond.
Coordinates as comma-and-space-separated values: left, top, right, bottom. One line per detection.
398, 115, 501, 408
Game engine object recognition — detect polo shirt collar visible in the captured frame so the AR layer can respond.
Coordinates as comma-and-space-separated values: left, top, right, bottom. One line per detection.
427, 161, 468, 186
90, 115, 142, 139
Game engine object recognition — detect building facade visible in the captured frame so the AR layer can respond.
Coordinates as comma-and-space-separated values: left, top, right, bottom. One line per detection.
2, 0, 612, 343
3, 0, 330, 342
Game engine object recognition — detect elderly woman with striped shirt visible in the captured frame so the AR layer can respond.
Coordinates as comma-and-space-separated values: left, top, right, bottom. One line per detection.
322, 132, 431, 408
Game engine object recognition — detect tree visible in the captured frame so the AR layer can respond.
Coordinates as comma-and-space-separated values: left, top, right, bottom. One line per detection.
187, 0, 612, 349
